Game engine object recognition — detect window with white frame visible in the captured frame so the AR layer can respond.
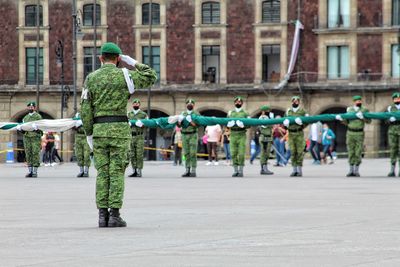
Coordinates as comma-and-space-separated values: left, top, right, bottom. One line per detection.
26, 48, 43, 85
262, 0, 280, 23
142, 3, 160, 25
327, 46, 350, 79
328, 0, 350, 28
262, 45, 280, 82
202, 45, 220, 83
392, 44, 399, 78
142, 46, 160, 82
202, 2, 220, 24
83, 47, 101, 78
25, 5, 43, 27
83, 4, 101, 26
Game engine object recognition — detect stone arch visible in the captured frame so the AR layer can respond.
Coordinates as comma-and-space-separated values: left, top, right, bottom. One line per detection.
250, 107, 285, 118
197, 107, 228, 117
11, 110, 55, 163
319, 106, 348, 154
147, 109, 171, 161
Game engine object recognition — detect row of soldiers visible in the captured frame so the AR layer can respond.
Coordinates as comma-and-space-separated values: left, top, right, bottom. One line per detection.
19, 92, 400, 179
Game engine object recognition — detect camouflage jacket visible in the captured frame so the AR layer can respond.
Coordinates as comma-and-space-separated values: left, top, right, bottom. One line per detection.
259, 114, 273, 141
22, 112, 42, 137
127, 109, 148, 135
285, 107, 307, 132
81, 63, 157, 139
387, 104, 400, 132
346, 106, 371, 130
179, 110, 199, 134
227, 109, 249, 131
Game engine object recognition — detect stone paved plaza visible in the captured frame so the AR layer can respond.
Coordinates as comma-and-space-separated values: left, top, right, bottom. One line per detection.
1, 158, 400, 267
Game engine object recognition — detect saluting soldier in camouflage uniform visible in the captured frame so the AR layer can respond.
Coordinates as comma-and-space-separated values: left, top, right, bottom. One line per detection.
178, 99, 199, 177
81, 42, 157, 227
283, 96, 308, 177
259, 105, 274, 175
386, 92, 400, 177
19, 102, 42, 178
73, 112, 91, 178
337, 95, 371, 177
127, 98, 148, 178
227, 96, 249, 177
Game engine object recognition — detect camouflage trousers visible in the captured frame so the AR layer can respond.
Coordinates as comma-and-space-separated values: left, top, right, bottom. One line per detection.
260, 140, 272, 165
231, 131, 246, 166
182, 133, 198, 168
389, 130, 400, 165
75, 135, 91, 167
23, 135, 41, 167
94, 137, 129, 209
130, 135, 144, 169
346, 131, 364, 165
288, 132, 305, 167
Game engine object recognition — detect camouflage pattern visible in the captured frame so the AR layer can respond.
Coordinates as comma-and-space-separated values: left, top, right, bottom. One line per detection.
180, 110, 199, 168
259, 123, 273, 165
22, 112, 42, 167
81, 62, 157, 209
228, 109, 249, 166
127, 109, 147, 169
75, 127, 91, 167
286, 107, 307, 167
388, 105, 400, 165
345, 106, 371, 165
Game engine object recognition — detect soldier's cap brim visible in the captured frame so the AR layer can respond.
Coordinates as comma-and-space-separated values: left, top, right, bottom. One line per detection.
352, 95, 362, 101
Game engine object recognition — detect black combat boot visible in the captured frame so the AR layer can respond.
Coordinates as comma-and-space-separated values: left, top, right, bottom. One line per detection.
388, 164, 395, 177
108, 208, 127, 227
25, 166, 33, 178
77, 166, 84, 177
290, 166, 298, 177
31, 167, 38, 178
181, 168, 191, 177
262, 164, 274, 175
128, 168, 137, 177
82, 166, 89, 177
98, 208, 109, 228
136, 169, 142, 177
346, 165, 355, 177
237, 166, 244, 177
260, 164, 267, 175
189, 167, 196, 177
354, 165, 360, 177
232, 166, 239, 177
297, 166, 303, 177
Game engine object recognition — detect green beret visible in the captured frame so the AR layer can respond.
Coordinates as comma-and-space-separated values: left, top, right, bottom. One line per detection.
352, 95, 362, 101
132, 98, 141, 104
260, 105, 270, 111
392, 92, 400, 99
101, 42, 122, 55
186, 99, 195, 104
27, 101, 36, 107
291, 96, 300, 101
234, 96, 243, 102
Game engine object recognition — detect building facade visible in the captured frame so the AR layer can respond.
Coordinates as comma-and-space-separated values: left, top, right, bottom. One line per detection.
0, 0, 399, 161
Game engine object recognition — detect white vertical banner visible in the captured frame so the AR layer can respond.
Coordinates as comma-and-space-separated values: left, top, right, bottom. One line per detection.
275, 20, 304, 90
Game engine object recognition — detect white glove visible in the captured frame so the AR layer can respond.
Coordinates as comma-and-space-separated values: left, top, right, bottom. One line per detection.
390, 116, 396, 122
295, 117, 303, 125
356, 111, 364, 119
283, 119, 290, 127
32, 123, 38, 130
75, 120, 83, 127
120, 55, 137, 67
135, 120, 144, 127
129, 121, 133, 127
335, 115, 343, 121
186, 115, 192, 123
236, 120, 244, 128
16, 125, 22, 131
269, 112, 274, 119
227, 120, 235, 127
178, 114, 185, 122
86, 135, 94, 151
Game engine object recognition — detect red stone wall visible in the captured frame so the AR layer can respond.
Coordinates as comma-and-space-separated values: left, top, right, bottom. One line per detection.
226, 0, 254, 83
166, 0, 195, 83
358, 0, 382, 27
0, 1, 18, 84
357, 34, 382, 80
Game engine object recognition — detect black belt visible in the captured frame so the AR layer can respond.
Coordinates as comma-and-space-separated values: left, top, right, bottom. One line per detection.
348, 128, 363, 132
182, 131, 197, 135
94, 116, 128, 124
231, 128, 246, 132
132, 132, 143, 136
288, 128, 303, 133
390, 121, 400, 125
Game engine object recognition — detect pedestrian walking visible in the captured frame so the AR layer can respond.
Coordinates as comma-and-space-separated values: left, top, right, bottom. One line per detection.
308, 121, 322, 164
221, 127, 231, 165
205, 123, 222, 165
321, 123, 336, 164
